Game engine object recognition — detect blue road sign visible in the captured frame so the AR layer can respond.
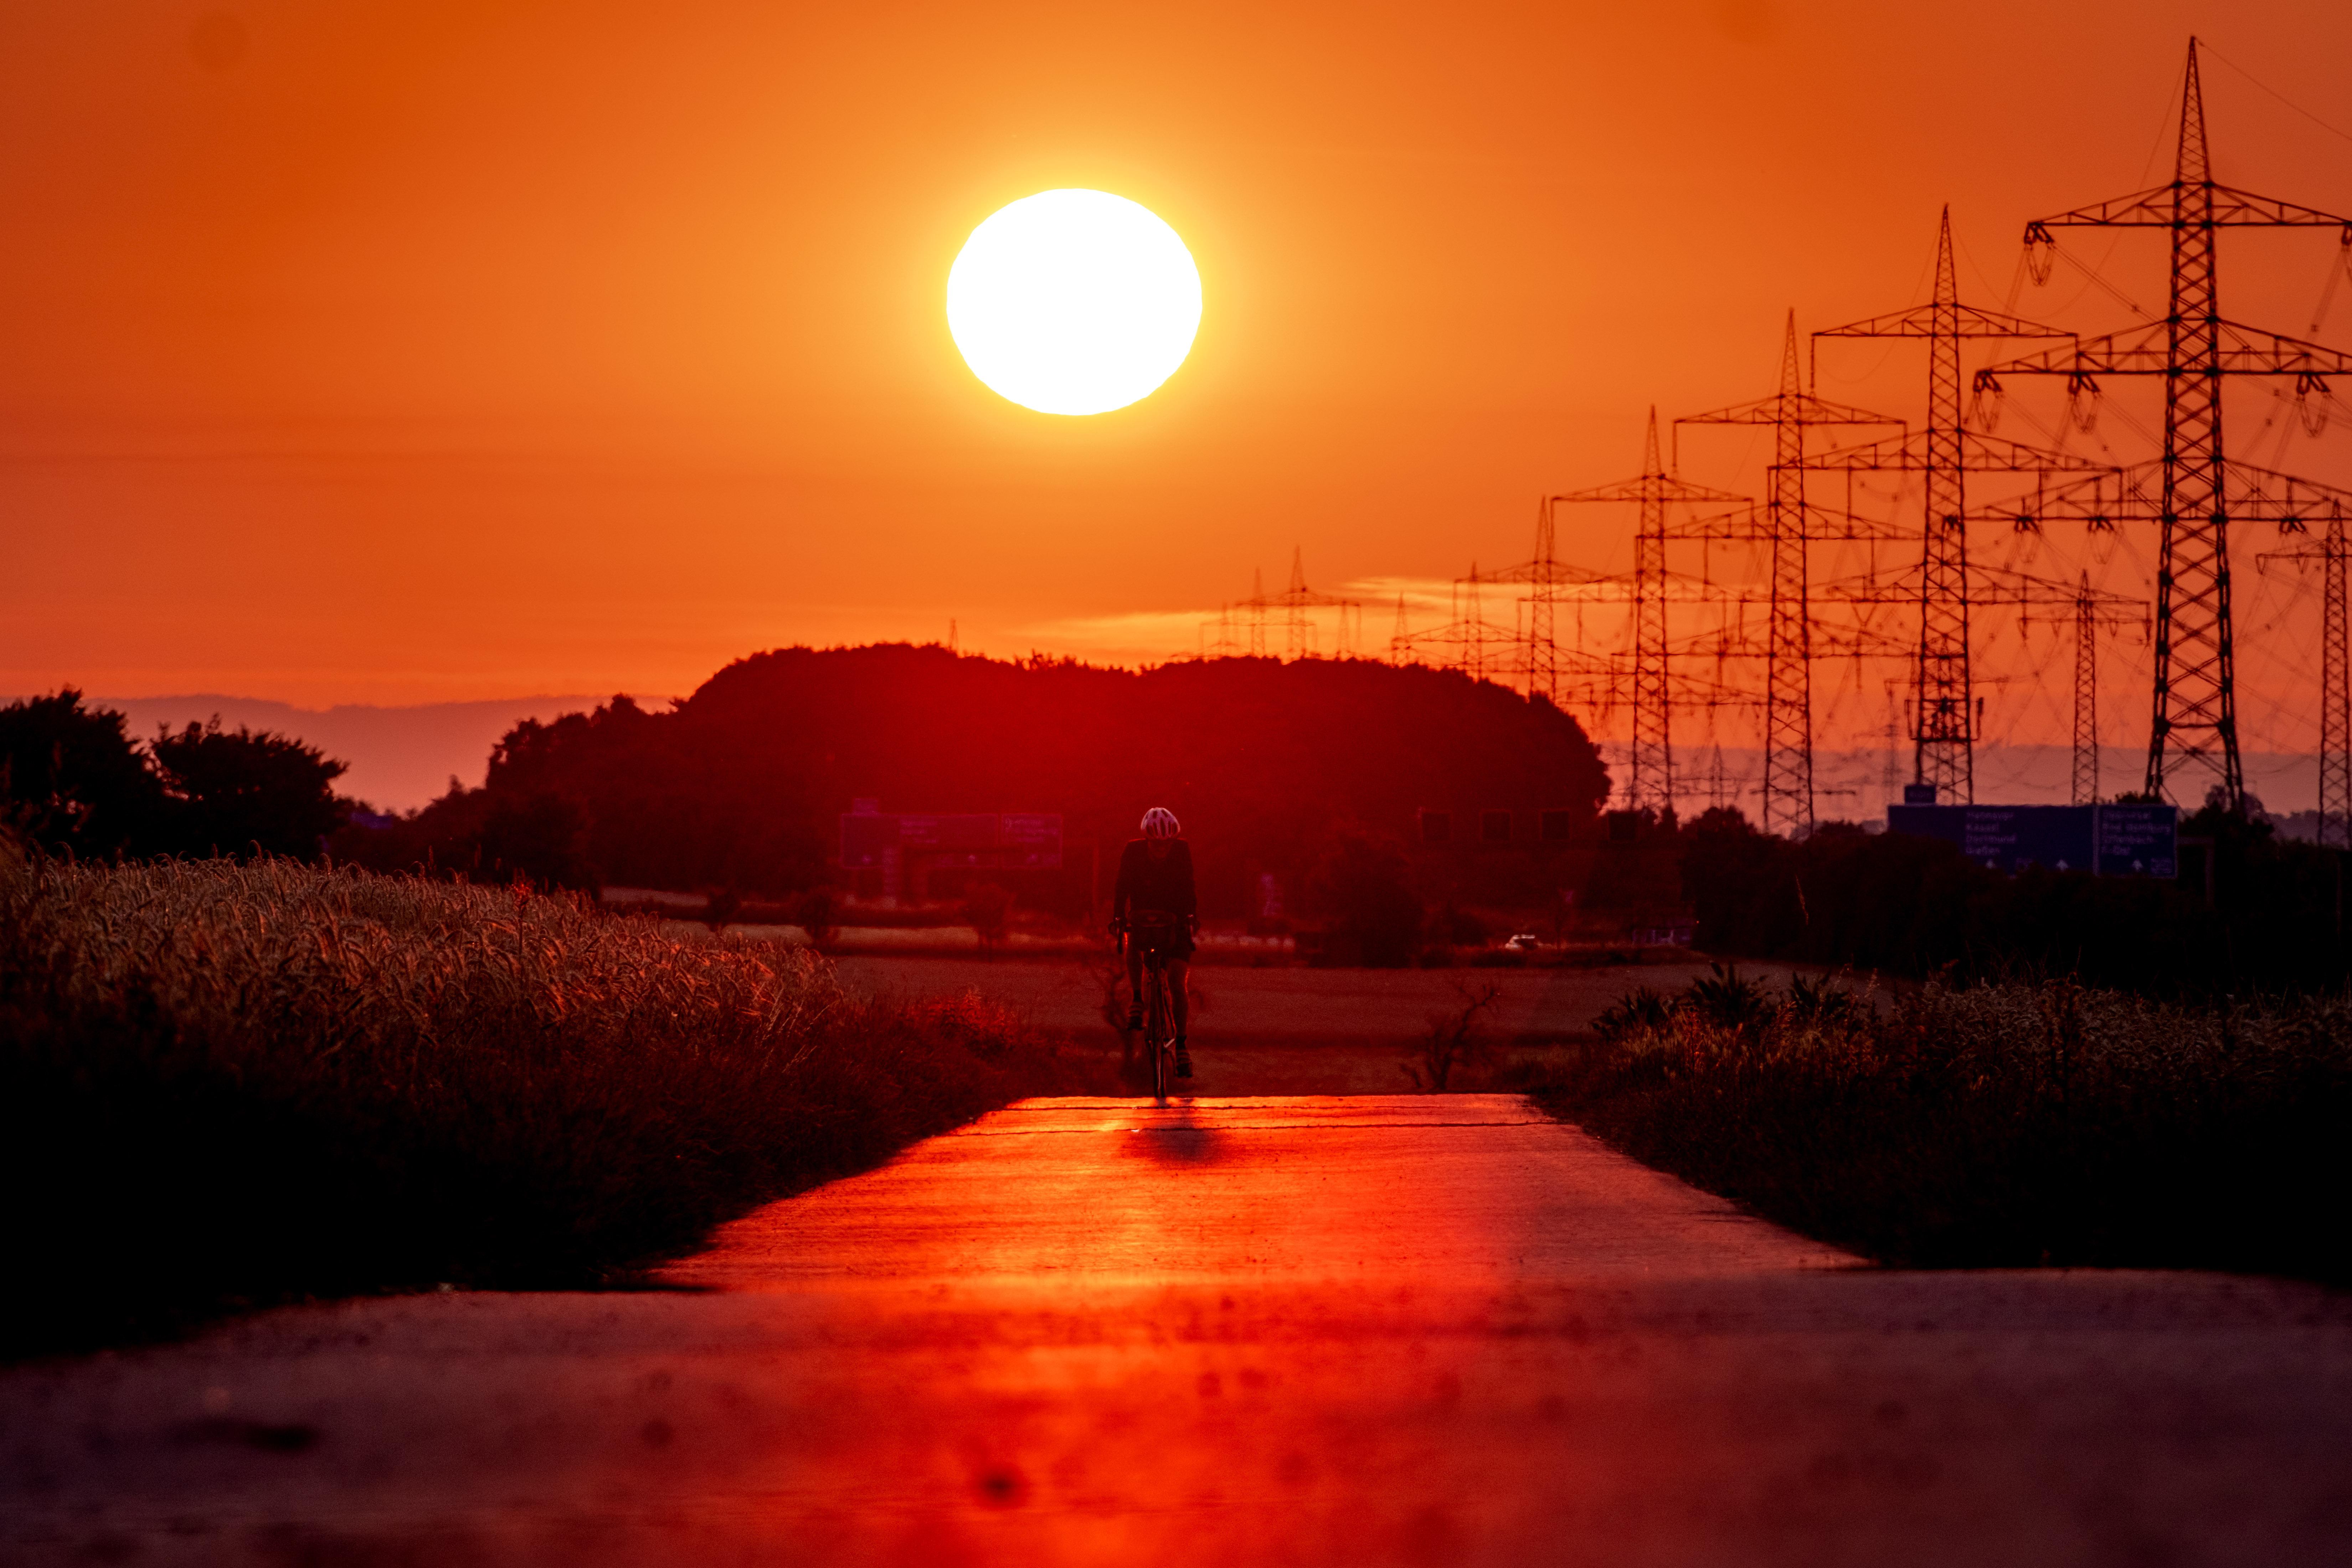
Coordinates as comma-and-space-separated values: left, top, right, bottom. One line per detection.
1885, 803, 2176, 878
2093, 803, 2178, 878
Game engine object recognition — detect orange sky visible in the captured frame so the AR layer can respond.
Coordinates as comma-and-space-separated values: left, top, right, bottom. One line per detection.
6, 0, 2352, 770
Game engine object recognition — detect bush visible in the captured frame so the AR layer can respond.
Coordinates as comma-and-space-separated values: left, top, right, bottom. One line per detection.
0, 844, 1095, 1356
1403, 978, 1502, 1090
1307, 824, 1424, 967
961, 883, 1015, 955
793, 884, 843, 948
1534, 971, 2352, 1279
1679, 805, 2352, 998
1430, 904, 1491, 946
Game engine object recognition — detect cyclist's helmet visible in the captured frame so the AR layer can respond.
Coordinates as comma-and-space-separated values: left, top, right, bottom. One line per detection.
1141, 807, 1182, 839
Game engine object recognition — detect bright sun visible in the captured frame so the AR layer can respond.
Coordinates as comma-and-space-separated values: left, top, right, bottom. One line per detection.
947, 189, 1202, 417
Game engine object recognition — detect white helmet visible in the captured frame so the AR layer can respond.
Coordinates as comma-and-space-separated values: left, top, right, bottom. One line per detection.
1142, 807, 1182, 839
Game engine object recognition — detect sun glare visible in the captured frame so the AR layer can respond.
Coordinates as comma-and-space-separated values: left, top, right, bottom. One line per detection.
947, 190, 1202, 417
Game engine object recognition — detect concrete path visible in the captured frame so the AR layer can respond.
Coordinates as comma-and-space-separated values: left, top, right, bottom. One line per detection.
5, 1096, 2350, 1566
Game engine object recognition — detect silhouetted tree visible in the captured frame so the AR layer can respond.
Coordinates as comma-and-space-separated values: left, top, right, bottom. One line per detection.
1307, 824, 1424, 968
0, 690, 166, 859
793, 885, 843, 950
961, 883, 1014, 956
473, 791, 596, 893
150, 720, 349, 859
439, 647, 1611, 908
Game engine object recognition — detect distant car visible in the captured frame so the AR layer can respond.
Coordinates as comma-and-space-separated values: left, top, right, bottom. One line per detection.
1505, 932, 1543, 950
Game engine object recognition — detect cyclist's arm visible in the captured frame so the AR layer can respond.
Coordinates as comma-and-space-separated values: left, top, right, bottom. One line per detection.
1109, 842, 1133, 926
1175, 841, 1199, 923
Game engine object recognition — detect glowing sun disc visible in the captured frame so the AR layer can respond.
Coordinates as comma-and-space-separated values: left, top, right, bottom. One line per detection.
947, 189, 1202, 416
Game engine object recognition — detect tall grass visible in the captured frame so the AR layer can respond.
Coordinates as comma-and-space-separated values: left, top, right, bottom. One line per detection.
1528, 973, 2352, 1279
0, 845, 1094, 1356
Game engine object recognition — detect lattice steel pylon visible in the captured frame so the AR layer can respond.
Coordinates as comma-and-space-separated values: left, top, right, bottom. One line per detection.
1679, 314, 1904, 837
1482, 499, 1624, 704
2074, 574, 2101, 803
1810, 209, 2078, 802
1543, 408, 1746, 814
1981, 39, 2352, 810
2260, 511, 2352, 845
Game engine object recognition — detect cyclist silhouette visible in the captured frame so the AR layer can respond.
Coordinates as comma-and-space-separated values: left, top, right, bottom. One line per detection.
1111, 806, 1195, 1079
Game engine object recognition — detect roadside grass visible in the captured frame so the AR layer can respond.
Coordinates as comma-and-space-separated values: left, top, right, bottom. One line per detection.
1516, 968, 2352, 1280
0, 844, 1101, 1358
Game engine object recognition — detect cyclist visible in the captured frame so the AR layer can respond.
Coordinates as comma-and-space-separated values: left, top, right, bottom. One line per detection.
1111, 806, 1196, 1079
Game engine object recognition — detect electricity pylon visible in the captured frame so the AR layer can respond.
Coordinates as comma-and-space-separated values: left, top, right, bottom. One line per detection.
1482, 501, 1606, 704
1679, 314, 1904, 837
1225, 550, 1364, 659
1541, 408, 1746, 813
2260, 512, 2352, 845
1806, 208, 2093, 802
2075, 576, 2100, 803
2068, 572, 2147, 803
1979, 38, 2352, 810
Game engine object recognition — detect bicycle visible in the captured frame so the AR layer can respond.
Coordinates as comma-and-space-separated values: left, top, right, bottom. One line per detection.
1121, 910, 1186, 1104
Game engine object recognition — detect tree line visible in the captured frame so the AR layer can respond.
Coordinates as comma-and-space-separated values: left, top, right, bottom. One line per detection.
1674, 801, 2352, 998
334, 645, 1614, 914
1, 690, 348, 860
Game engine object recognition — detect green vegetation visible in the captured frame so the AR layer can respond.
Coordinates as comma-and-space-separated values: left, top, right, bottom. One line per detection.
0, 845, 1094, 1357
1531, 968, 2352, 1280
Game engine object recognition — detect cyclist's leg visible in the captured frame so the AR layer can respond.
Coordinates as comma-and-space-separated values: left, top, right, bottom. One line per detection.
1124, 939, 1144, 1028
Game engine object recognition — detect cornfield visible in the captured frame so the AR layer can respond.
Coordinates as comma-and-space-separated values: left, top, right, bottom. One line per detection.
1529, 972, 2352, 1279
0, 843, 1088, 1355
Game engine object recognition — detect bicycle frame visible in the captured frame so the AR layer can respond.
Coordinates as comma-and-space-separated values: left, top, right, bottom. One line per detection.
1123, 915, 1183, 1104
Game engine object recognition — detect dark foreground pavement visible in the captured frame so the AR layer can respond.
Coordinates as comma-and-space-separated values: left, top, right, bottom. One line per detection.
5, 1096, 2349, 1566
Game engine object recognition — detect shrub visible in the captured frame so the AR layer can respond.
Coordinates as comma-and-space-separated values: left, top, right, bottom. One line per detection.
1404, 977, 1503, 1091
1538, 971, 2352, 1279
1307, 824, 1424, 968
961, 883, 1015, 955
1683, 962, 1773, 1031
1592, 984, 1675, 1042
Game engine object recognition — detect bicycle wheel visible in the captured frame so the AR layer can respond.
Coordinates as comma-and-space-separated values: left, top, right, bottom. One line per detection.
1147, 963, 1169, 1102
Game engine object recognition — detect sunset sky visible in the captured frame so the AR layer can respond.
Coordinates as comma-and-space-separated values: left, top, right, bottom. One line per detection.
6, 0, 2352, 799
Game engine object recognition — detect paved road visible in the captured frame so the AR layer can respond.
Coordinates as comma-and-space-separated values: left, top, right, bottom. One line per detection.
5, 1097, 2349, 1566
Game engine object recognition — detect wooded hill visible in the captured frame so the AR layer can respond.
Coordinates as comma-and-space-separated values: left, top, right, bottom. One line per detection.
346, 646, 1612, 917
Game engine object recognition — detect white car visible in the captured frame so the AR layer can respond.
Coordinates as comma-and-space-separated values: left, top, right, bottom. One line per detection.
1505, 932, 1543, 951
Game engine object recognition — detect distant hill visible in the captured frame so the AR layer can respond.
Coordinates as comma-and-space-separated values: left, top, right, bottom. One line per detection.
440, 645, 1610, 915
58, 695, 614, 812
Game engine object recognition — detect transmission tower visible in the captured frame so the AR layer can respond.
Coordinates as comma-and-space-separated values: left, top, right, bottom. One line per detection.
1481, 499, 1623, 704
1224, 551, 1364, 659
2062, 572, 2146, 803
1542, 408, 1746, 813
1205, 603, 1243, 657
1980, 39, 2352, 810
2075, 574, 2100, 803
1679, 313, 1905, 837
1807, 208, 2085, 802
2261, 511, 2352, 845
